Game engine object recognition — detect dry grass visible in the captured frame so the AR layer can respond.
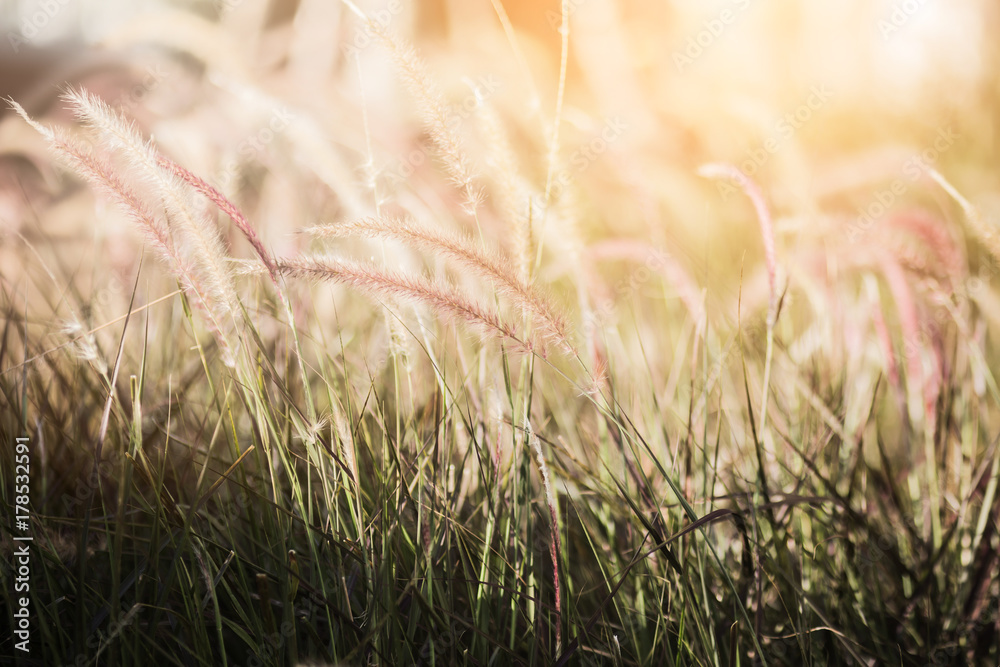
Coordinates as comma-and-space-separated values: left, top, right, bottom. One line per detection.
2, 1, 1000, 666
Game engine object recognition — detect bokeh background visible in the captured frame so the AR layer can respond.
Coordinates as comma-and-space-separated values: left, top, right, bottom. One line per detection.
3, 2, 1000, 664
3, 0, 1000, 454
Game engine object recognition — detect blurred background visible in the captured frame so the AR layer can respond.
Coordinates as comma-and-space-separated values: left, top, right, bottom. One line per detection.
2, 0, 997, 278
2, 0, 999, 448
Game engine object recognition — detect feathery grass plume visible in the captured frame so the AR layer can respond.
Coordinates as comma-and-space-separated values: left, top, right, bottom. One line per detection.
879, 209, 965, 285
476, 101, 535, 282
583, 344, 610, 399
534, 197, 594, 365
155, 154, 281, 292
8, 100, 235, 365
63, 88, 238, 319
928, 168, 1000, 265
274, 255, 537, 356
698, 163, 777, 326
331, 407, 358, 486
303, 216, 574, 355
530, 429, 562, 655
60, 320, 108, 375
342, 2, 480, 213
9, 103, 177, 268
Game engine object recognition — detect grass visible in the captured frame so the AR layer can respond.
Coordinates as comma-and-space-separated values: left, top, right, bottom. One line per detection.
2, 1, 1000, 665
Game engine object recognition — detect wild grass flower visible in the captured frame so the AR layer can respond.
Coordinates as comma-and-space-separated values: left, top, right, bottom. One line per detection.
884, 210, 964, 285
303, 216, 574, 355
9, 98, 236, 364
4, 4, 998, 665
476, 102, 535, 282
929, 168, 1000, 265
156, 153, 280, 292
343, 2, 480, 214
273, 254, 537, 356
65, 89, 238, 313
60, 319, 108, 375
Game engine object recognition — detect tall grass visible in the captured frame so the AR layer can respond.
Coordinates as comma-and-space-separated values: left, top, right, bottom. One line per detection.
2, 2, 1000, 666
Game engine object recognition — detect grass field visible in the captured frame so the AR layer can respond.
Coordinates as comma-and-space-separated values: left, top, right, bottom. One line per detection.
2, 1, 1000, 665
